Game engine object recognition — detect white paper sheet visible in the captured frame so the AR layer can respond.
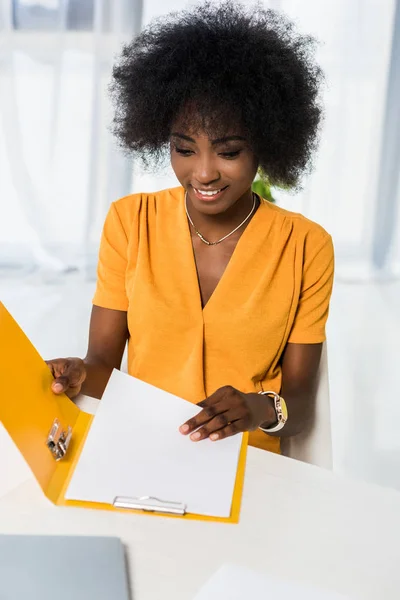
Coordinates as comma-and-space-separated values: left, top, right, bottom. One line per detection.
0, 423, 32, 499
193, 565, 351, 600
66, 370, 243, 518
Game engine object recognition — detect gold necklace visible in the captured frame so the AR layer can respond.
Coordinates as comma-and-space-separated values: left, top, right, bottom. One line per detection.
185, 192, 257, 246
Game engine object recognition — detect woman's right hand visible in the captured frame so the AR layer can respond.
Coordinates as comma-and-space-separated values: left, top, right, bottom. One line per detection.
46, 357, 87, 399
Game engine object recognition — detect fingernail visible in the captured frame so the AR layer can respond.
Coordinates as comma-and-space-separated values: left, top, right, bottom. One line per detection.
180, 424, 189, 434
210, 433, 219, 441
191, 432, 201, 441
52, 383, 63, 392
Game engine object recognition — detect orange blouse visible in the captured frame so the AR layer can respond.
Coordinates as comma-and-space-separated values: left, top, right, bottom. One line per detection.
93, 186, 334, 453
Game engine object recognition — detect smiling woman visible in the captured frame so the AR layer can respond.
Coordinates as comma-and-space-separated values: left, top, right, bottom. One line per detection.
46, 1, 334, 455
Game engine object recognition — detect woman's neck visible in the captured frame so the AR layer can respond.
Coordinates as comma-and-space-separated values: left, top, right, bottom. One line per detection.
186, 188, 257, 241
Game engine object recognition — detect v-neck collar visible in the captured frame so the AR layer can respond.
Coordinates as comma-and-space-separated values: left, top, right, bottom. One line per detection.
177, 187, 270, 318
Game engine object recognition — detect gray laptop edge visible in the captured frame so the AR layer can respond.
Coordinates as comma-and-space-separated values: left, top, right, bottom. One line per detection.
0, 534, 131, 600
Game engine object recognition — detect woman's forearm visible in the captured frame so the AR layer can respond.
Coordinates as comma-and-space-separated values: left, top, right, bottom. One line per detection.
266, 342, 322, 438
80, 359, 115, 399
267, 386, 314, 438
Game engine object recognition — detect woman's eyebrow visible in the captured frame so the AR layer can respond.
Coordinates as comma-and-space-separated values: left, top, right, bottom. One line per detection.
170, 132, 196, 143
211, 135, 247, 145
170, 133, 247, 145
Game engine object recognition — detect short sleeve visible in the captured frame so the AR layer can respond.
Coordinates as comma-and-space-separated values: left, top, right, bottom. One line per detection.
288, 233, 334, 344
92, 202, 129, 311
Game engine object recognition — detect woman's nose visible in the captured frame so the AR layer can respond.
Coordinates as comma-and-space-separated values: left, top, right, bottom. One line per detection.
193, 156, 220, 185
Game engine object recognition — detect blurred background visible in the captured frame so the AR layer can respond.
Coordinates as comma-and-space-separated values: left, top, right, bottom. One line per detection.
1, 0, 400, 489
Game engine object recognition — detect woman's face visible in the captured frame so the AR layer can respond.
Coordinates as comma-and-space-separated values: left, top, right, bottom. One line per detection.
170, 122, 259, 215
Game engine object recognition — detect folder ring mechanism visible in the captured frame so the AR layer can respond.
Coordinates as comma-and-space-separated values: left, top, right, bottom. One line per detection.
46, 418, 72, 461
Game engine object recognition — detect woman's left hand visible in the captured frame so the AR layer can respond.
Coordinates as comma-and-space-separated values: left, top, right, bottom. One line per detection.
179, 385, 276, 441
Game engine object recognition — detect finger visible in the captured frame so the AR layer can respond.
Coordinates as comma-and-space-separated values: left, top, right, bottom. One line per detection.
197, 385, 236, 408
51, 377, 69, 393
209, 421, 242, 441
179, 401, 230, 435
180, 404, 221, 434
46, 359, 67, 379
51, 362, 85, 394
190, 408, 246, 441
182, 386, 240, 434
52, 377, 83, 397
45, 361, 55, 377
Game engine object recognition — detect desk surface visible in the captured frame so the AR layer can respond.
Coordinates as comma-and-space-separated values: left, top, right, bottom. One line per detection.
0, 447, 399, 599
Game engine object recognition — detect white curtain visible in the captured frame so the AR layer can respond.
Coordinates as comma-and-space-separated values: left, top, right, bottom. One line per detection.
1, 0, 399, 281
269, 0, 400, 282
0, 0, 142, 277
136, 0, 400, 281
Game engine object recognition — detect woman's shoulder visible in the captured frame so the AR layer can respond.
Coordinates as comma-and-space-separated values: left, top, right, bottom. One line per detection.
263, 201, 334, 272
264, 199, 331, 244
113, 186, 182, 213
109, 187, 183, 232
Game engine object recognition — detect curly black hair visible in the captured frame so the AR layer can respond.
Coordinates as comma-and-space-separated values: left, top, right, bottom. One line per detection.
110, 1, 323, 188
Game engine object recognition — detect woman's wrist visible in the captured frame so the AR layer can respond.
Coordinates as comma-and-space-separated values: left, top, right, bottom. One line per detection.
259, 395, 278, 429
258, 392, 289, 434
81, 360, 114, 399
247, 392, 277, 429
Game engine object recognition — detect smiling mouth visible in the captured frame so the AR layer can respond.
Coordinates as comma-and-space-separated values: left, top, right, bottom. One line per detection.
192, 185, 229, 198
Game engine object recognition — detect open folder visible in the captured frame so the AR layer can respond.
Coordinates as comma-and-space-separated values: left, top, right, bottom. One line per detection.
0, 302, 247, 523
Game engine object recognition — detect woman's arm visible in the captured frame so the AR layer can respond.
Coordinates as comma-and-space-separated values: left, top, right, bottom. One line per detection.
270, 342, 322, 438
81, 305, 129, 398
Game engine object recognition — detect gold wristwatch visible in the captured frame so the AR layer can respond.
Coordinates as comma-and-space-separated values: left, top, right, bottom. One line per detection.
258, 391, 288, 433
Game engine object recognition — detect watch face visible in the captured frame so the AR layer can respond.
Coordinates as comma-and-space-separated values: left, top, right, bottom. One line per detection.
279, 397, 288, 422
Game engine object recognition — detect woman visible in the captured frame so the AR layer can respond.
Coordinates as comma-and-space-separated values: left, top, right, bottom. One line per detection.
47, 2, 334, 454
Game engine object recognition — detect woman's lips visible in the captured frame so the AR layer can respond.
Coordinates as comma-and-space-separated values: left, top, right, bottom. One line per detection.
192, 186, 229, 201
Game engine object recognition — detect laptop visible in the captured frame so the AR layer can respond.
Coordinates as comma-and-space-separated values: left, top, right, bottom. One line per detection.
0, 534, 130, 600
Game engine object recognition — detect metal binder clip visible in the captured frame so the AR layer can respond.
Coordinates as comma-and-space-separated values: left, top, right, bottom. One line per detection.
46, 418, 72, 461
113, 496, 186, 515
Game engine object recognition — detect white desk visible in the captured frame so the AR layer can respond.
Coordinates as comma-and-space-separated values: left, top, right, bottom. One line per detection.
0, 447, 399, 599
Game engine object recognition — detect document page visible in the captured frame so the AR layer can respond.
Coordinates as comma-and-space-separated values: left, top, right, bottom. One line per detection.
193, 565, 352, 599
66, 370, 243, 518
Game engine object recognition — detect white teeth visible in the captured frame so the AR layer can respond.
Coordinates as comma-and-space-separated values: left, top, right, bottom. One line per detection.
194, 188, 222, 196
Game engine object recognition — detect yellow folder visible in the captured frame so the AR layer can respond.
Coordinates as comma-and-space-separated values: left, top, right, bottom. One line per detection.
0, 302, 247, 523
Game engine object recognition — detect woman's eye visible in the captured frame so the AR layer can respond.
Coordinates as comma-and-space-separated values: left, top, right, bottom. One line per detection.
220, 150, 242, 159
173, 147, 242, 158
175, 147, 193, 156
